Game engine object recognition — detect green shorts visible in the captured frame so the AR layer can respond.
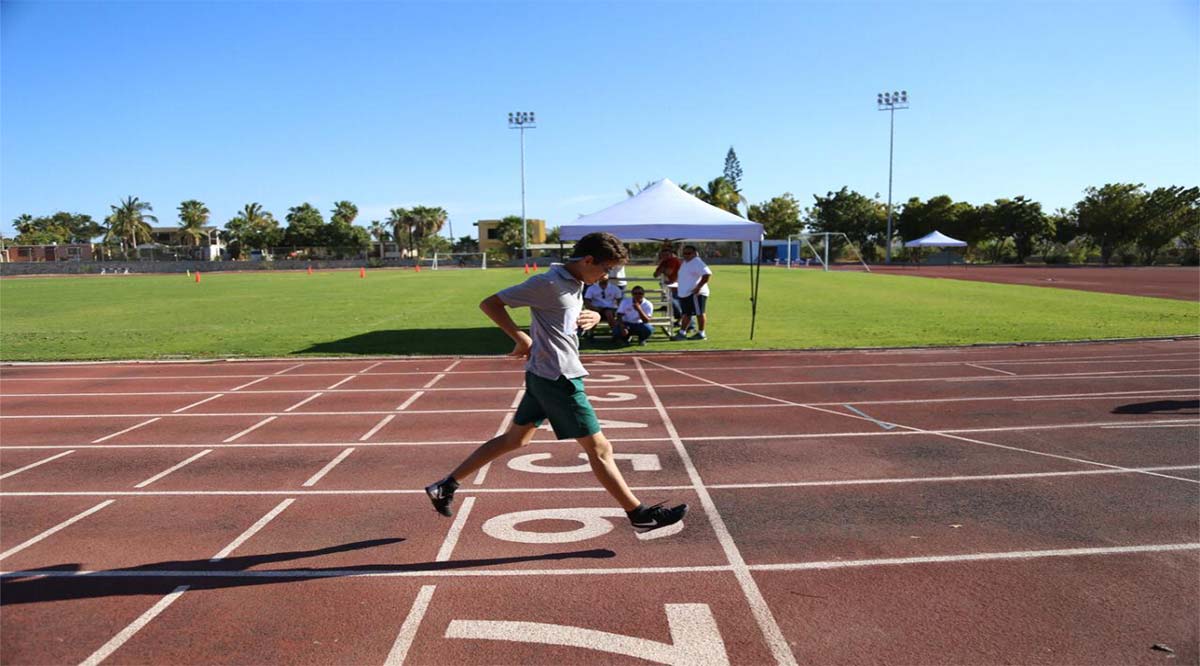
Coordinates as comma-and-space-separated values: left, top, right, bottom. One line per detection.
513, 371, 601, 440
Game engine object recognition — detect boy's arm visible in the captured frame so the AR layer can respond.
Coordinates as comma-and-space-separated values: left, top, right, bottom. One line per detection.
480, 294, 533, 358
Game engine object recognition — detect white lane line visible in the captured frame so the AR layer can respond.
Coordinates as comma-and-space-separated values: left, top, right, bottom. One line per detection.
442, 359, 462, 372
230, 376, 271, 391
965, 362, 1017, 376
9, 466, 1197, 498
0, 450, 75, 480
303, 448, 355, 487
80, 496, 297, 665
1102, 423, 1199, 429
78, 585, 191, 666
273, 363, 305, 375
11, 542, 1198, 580
359, 415, 396, 442
642, 357, 1200, 486
473, 390, 522, 486
326, 376, 356, 390
209, 498, 294, 561
384, 585, 437, 666
284, 392, 324, 412
358, 361, 384, 374
395, 391, 425, 411
423, 373, 447, 389
634, 357, 797, 666
0, 499, 115, 561
172, 394, 225, 413
750, 543, 1200, 572
435, 496, 476, 561
842, 405, 896, 430
222, 417, 277, 443
92, 418, 160, 443
134, 450, 213, 488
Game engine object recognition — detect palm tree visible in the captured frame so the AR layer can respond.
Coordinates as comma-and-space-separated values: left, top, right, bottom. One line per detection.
409, 206, 448, 250
104, 196, 157, 258
331, 201, 359, 226
178, 200, 210, 250
368, 220, 388, 258
386, 207, 413, 257
694, 177, 747, 216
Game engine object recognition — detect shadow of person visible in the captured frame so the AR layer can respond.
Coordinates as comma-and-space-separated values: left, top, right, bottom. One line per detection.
0, 539, 616, 605
1111, 400, 1199, 415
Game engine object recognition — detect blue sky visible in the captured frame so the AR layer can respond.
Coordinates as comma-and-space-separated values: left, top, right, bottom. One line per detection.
2, 0, 1196, 239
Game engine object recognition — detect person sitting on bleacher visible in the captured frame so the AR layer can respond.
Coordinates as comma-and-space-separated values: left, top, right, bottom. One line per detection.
583, 274, 623, 339
615, 286, 655, 346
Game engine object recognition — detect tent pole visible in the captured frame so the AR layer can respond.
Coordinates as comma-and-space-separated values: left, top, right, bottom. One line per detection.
750, 241, 763, 340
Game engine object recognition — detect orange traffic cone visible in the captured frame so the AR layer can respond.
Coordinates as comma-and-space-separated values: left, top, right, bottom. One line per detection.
359, 267, 365, 278
415, 263, 421, 273
194, 271, 201, 283
524, 264, 530, 275
307, 265, 313, 275
531, 262, 538, 272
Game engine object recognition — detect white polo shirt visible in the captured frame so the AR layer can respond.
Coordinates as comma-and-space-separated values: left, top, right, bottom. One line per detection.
617, 297, 654, 324
677, 257, 712, 298
584, 282, 623, 309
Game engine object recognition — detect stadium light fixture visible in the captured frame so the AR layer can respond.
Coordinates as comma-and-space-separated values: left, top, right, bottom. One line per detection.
508, 111, 537, 264
876, 89, 911, 264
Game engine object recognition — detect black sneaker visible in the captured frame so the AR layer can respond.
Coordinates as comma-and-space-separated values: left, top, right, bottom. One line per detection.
628, 502, 688, 532
425, 478, 457, 517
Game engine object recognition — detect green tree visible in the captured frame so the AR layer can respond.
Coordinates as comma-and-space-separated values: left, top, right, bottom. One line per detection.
693, 177, 746, 215
386, 208, 416, 256
1074, 183, 1145, 265
452, 235, 479, 253
496, 215, 533, 255
368, 220, 389, 258
409, 205, 448, 252
626, 180, 655, 197
809, 187, 887, 261
1135, 186, 1199, 264
988, 196, 1052, 264
749, 193, 802, 239
723, 147, 743, 191
224, 203, 280, 257
284, 203, 326, 248
331, 201, 359, 226
896, 195, 973, 245
177, 200, 210, 248
104, 196, 157, 258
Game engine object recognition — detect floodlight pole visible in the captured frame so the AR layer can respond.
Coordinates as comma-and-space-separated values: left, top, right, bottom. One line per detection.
877, 90, 909, 264
508, 111, 537, 264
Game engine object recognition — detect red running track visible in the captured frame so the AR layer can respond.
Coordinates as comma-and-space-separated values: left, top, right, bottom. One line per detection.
867, 264, 1200, 301
1, 340, 1198, 665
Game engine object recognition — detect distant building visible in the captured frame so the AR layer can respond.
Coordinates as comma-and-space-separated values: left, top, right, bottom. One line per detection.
148, 226, 225, 260
4, 244, 96, 262
475, 218, 546, 253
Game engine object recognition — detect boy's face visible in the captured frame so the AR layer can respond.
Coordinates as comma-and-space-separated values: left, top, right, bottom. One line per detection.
632, 289, 645, 302
681, 247, 697, 261
574, 256, 619, 285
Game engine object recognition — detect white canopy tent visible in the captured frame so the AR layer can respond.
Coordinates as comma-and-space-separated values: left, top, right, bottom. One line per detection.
560, 178, 768, 339
904, 230, 967, 248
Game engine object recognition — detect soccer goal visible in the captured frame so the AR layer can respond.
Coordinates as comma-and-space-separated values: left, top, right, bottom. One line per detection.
786, 233, 871, 272
429, 252, 488, 270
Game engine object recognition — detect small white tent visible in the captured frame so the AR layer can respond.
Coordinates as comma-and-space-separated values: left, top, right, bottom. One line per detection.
904, 230, 967, 248
560, 178, 767, 338
560, 179, 763, 242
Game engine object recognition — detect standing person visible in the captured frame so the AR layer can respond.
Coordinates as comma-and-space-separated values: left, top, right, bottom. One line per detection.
653, 247, 683, 330
583, 274, 623, 339
674, 245, 712, 340
425, 232, 687, 532
614, 285, 655, 346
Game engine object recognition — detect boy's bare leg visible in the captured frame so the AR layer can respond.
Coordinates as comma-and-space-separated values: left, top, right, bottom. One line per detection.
697, 313, 707, 332
577, 431, 640, 511
448, 422, 538, 482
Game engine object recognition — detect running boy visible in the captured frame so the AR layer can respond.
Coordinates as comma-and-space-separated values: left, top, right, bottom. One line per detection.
425, 232, 688, 532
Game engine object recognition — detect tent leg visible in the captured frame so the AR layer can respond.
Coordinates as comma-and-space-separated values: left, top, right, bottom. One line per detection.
750, 241, 763, 340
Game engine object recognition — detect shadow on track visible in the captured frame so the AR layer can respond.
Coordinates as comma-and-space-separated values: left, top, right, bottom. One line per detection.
1111, 400, 1199, 415
296, 329, 514, 356
0, 538, 616, 605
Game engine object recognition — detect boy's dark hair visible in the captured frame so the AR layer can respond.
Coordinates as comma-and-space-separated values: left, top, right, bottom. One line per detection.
682, 244, 698, 252
571, 232, 628, 265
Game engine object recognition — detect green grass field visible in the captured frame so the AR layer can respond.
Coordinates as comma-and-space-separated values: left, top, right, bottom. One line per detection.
1, 266, 1196, 361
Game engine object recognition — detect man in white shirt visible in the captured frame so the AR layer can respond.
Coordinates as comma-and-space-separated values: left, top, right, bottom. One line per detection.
674, 244, 712, 340
615, 286, 655, 346
583, 275, 623, 338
